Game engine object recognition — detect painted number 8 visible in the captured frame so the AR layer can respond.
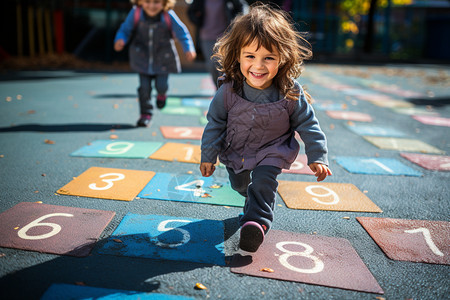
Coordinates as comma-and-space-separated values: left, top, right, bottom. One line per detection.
276, 241, 324, 274
305, 185, 340, 205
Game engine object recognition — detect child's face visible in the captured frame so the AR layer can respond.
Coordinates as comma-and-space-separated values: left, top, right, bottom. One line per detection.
142, 0, 164, 17
238, 40, 280, 90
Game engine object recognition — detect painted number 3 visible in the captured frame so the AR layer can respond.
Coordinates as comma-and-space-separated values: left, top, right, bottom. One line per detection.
276, 241, 324, 274
89, 173, 125, 190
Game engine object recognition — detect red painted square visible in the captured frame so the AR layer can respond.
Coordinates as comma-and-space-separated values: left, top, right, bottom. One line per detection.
326, 111, 373, 122
0, 202, 115, 257
282, 154, 314, 175
231, 230, 384, 294
400, 152, 450, 171
357, 217, 449, 265
412, 115, 450, 127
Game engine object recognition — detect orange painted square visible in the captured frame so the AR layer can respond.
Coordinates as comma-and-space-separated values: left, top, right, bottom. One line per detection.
57, 167, 155, 201
149, 142, 201, 164
278, 181, 382, 212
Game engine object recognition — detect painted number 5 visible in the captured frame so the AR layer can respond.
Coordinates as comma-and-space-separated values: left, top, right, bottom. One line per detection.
89, 173, 125, 190
276, 241, 324, 274
18, 213, 74, 240
152, 219, 192, 248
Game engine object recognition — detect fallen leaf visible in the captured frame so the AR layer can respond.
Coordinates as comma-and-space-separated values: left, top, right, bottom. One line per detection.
0, 155, 4, 158
6, 96, 12, 102
41, 173, 46, 177
44, 139, 55, 144
210, 184, 222, 189
110, 134, 118, 139
35, 201, 43, 203
0, 253, 6, 258
201, 193, 212, 198
343, 216, 350, 220
347, 121, 355, 126
260, 268, 274, 273
195, 283, 207, 290
363, 190, 368, 193
27, 110, 36, 114
187, 171, 193, 174
113, 239, 123, 243
329, 124, 335, 130
14, 227, 19, 230
113, 104, 119, 109
16, 95, 22, 100
34, 190, 39, 193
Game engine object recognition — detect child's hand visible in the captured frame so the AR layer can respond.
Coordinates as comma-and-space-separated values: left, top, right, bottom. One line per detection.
200, 162, 215, 177
185, 51, 196, 62
309, 163, 332, 182
114, 39, 125, 52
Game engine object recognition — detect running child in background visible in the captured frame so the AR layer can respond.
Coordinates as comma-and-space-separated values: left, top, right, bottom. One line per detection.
114, 0, 196, 127
200, 3, 332, 252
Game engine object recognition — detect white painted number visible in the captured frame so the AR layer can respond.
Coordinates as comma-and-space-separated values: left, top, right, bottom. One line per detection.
174, 127, 193, 138
98, 142, 134, 155
361, 159, 394, 173
175, 180, 205, 197
290, 160, 305, 170
404, 227, 444, 256
183, 146, 194, 160
89, 173, 125, 190
18, 213, 74, 240
305, 185, 339, 205
152, 219, 192, 248
276, 241, 324, 274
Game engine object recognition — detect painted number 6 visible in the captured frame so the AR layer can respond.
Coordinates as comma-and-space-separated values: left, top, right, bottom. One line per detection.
152, 219, 192, 248
89, 173, 125, 190
276, 241, 324, 274
18, 213, 74, 240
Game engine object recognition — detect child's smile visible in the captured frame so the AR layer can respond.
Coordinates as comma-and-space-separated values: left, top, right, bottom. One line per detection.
239, 41, 280, 90
142, 0, 164, 18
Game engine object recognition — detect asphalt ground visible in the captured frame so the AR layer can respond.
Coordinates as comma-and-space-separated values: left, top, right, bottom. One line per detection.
0, 63, 449, 299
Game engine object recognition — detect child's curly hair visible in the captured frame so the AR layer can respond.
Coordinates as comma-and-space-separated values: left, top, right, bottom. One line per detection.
130, 0, 176, 11
213, 3, 312, 101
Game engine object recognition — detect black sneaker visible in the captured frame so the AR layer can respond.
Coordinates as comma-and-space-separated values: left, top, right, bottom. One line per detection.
239, 221, 265, 252
156, 94, 167, 109
137, 114, 152, 127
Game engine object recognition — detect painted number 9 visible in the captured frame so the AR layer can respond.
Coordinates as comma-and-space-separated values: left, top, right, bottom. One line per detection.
276, 241, 324, 274
98, 142, 134, 155
305, 185, 340, 205
18, 213, 74, 240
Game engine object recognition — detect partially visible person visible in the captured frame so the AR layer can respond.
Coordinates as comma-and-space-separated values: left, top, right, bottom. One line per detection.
188, 0, 247, 88
115, 0, 196, 127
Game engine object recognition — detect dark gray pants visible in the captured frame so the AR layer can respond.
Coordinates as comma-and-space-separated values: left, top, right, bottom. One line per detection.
138, 73, 169, 115
227, 165, 282, 231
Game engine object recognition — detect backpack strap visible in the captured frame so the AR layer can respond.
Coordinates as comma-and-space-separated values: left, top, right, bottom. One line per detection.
133, 6, 141, 28
163, 11, 174, 39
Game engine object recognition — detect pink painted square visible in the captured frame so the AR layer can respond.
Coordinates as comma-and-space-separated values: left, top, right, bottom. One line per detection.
400, 153, 450, 171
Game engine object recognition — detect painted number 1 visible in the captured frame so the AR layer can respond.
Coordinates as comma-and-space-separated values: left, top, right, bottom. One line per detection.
404, 227, 444, 256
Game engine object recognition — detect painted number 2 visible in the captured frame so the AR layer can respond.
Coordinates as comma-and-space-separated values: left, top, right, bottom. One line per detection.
404, 227, 444, 256
18, 213, 74, 240
276, 241, 324, 274
89, 173, 125, 190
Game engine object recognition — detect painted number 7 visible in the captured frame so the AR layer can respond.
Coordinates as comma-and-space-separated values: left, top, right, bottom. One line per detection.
404, 227, 444, 256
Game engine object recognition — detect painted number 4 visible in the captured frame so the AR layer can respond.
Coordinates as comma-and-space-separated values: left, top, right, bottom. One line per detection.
404, 227, 444, 256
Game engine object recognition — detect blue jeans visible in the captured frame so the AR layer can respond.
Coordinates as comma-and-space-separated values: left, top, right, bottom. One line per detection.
138, 73, 168, 115
227, 165, 282, 232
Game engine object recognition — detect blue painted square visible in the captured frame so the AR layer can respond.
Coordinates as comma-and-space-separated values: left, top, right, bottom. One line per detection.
41, 283, 194, 300
71, 140, 163, 158
335, 156, 422, 176
181, 98, 212, 108
345, 124, 406, 137
138, 172, 244, 207
98, 214, 225, 265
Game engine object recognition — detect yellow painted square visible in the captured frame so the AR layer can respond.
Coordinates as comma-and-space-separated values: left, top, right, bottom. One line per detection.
363, 137, 445, 154
278, 181, 382, 212
57, 167, 155, 201
149, 142, 201, 164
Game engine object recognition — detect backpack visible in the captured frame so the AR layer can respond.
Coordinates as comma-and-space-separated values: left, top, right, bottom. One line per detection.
133, 6, 174, 38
